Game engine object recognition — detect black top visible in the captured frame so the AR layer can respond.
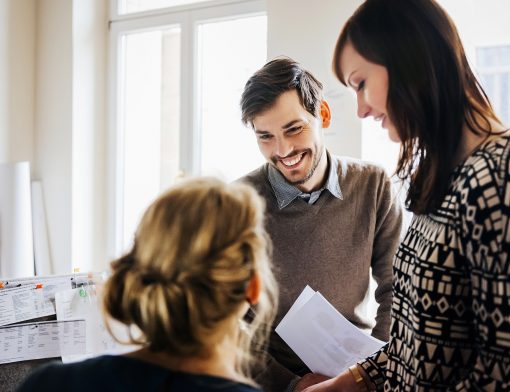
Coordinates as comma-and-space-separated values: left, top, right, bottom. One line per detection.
17, 355, 261, 392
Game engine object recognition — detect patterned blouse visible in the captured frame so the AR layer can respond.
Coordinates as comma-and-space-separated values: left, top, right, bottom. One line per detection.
360, 134, 510, 391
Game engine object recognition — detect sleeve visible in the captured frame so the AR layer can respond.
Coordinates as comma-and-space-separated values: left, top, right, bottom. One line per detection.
358, 343, 389, 390
252, 351, 300, 392
455, 150, 510, 390
371, 170, 403, 341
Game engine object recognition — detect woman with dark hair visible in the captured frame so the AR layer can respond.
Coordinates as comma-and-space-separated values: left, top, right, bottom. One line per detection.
296, 0, 510, 390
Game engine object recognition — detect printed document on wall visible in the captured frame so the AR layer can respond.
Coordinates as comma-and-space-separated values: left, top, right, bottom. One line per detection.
0, 320, 86, 364
55, 286, 136, 363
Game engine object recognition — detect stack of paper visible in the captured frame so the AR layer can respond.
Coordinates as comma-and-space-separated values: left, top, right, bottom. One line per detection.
0, 273, 134, 365
276, 286, 385, 377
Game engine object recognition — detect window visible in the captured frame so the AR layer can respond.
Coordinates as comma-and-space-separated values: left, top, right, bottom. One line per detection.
119, 0, 211, 15
477, 46, 510, 125
197, 15, 266, 180
109, 0, 266, 255
361, 118, 399, 176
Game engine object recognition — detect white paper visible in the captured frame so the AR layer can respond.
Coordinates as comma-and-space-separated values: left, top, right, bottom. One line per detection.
0, 273, 88, 289
0, 278, 71, 326
277, 285, 315, 327
276, 286, 385, 377
55, 286, 135, 363
31, 181, 53, 275
0, 319, 86, 364
0, 161, 34, 278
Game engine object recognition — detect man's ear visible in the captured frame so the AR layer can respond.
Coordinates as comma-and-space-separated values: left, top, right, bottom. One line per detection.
320, 100, 331, 128
246, 272, 262, 306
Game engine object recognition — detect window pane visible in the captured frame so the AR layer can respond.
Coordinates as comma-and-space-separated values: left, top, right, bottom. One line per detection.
197, 15, 267, 181
501, 73, 509, 124
119, 0, 209, 14
120, 27, 180, 250
361, 118, 400, 176
477, 46, 510, 68
476, 46, 510, 125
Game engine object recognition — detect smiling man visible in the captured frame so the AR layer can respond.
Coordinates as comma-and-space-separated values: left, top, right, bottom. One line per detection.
239, 58, 403, 392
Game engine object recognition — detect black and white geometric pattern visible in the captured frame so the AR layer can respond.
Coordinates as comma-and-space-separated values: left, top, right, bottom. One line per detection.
360, 134, 510, 391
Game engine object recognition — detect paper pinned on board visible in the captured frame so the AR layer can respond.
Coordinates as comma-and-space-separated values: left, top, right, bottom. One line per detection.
0, 278, 71, 326
275, 285, 385, 378
55, 286, 136, 363
0, 319, 86, 364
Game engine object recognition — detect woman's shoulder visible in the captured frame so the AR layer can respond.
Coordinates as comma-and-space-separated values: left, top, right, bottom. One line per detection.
17, 356, 168, 391
459, 132, 510, 188
19, 357, 114, 392
17, 355, 262, 392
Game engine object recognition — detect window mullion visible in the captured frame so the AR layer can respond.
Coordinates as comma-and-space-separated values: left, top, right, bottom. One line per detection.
179, 11, 198, 177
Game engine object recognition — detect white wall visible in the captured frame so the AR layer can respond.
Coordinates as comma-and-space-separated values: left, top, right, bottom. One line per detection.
267, 0, 363, 158
34, 0, 73, 274
439, 0, 510, 48
0, 0, 35, 165
34, 0, 108, 274
72, 0, 108, 273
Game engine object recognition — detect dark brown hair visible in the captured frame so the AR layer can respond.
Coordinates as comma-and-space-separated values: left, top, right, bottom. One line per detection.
241, 57, 324, 126
332, 0, 501, 214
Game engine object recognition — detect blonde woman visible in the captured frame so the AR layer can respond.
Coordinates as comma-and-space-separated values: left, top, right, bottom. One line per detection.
18, 177, 278, 392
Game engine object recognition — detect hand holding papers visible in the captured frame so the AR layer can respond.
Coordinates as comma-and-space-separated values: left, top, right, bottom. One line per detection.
275, 286, 385, 378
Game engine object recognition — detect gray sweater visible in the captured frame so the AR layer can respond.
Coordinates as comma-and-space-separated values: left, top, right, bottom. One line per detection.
241, 155, 402, 386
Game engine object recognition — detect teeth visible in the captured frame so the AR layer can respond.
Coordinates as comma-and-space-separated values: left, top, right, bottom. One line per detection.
374, 115, 384, 121
281, 153, 303, 166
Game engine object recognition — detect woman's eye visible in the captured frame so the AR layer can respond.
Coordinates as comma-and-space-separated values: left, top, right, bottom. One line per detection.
357, 80, 365, 91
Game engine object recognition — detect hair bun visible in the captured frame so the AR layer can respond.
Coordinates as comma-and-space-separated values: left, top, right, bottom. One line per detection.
140, 269, 167, 286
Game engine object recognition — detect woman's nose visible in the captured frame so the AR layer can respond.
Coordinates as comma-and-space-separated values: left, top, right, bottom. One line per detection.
356, 94, 370, 118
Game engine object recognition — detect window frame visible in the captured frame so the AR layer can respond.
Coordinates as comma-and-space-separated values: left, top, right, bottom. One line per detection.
475, 45, 510, 125
107, 0, 266, 257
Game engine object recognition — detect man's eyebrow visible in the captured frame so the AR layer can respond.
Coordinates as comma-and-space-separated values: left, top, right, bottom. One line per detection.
282, 119, 305, 129
254, 129, 270, 135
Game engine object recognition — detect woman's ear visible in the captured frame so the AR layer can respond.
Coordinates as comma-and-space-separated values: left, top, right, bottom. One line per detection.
246, 272, 262, 306
320, 100, 332, 128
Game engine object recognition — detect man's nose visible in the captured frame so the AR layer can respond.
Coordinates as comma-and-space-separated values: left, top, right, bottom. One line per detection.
275, 136, 293, 158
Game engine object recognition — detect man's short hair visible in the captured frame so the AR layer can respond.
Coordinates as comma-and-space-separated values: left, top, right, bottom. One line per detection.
240, 57, 324, 126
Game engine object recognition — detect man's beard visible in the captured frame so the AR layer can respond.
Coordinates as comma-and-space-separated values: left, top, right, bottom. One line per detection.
273, 145, 324, 186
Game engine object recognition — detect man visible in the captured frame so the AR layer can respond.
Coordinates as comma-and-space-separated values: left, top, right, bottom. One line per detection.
239, 58, 402, 391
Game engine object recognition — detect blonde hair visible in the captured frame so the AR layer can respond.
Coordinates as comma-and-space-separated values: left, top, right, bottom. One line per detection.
102, 177, 277, 379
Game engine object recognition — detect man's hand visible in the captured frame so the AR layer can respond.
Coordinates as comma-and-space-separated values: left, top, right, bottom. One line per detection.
293, 370, 363, 392
293, 373, 330, 391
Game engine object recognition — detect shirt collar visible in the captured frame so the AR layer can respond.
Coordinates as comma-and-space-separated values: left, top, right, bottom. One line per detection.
267, 151, 343, 209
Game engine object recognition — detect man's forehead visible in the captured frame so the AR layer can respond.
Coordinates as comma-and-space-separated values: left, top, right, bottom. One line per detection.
252, 91, 310, 131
